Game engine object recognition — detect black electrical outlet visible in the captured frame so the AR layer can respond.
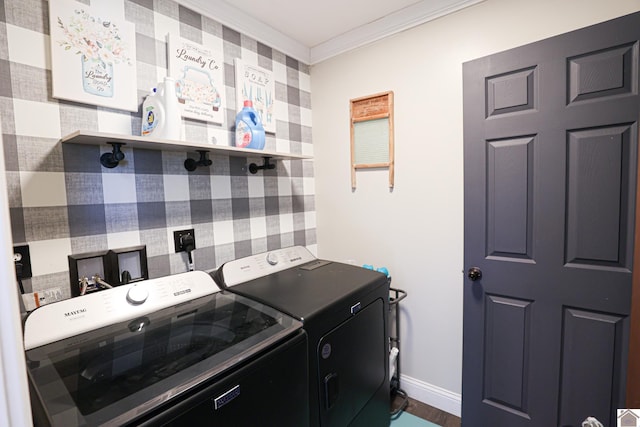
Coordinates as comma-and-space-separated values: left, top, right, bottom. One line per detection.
14, 244, 32, 279
174, 229, 196, 253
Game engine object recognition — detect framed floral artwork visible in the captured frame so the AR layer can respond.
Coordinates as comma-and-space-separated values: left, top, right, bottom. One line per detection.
168, 34, 225, 124
49, 0, 138, 111
234, 58, 276, 134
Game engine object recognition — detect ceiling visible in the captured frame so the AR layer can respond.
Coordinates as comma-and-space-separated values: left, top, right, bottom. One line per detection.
220, 0, 427, 48
175, 0, 484, 64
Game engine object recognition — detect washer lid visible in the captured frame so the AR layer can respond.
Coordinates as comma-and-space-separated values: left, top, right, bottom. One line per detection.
26, 290, 302, 427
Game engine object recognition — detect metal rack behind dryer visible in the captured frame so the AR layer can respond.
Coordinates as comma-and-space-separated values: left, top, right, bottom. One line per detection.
389, 284, 408, 416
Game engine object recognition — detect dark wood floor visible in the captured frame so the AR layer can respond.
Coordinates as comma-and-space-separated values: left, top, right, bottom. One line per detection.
392, 394, 461, 427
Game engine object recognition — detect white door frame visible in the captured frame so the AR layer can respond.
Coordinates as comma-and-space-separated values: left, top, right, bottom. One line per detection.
0, 120, 33, 426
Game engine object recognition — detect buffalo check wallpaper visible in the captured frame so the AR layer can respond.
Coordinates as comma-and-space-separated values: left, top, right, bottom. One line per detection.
0, 0, 315, 309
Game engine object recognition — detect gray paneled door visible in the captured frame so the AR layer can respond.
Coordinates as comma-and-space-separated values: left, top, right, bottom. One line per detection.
462, 12, 640, 427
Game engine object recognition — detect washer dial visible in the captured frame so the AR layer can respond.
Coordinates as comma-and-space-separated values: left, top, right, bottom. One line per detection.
126, 285, 149, 305
266, 252, 279, 266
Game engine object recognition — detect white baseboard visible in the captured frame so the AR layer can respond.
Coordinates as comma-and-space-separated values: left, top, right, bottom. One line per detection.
398, 374, 462, 418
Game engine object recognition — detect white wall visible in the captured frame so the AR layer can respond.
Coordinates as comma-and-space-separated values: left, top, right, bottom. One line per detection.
311, 0, 640, 415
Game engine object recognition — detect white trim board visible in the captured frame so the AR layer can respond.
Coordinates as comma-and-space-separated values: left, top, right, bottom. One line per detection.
399, 374, 462, 418
309, 0, 485, 64
174, 0, 484, 65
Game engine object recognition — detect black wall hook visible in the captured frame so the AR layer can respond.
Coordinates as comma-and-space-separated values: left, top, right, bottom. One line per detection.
249, 157, 275, 174
100, 143, 126, 168
184, 150, 213, 171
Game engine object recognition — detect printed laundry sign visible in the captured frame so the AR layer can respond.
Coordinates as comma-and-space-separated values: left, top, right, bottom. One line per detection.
234, 58, 276, 134
49, 0, 138, 111
168, 34, 225, 124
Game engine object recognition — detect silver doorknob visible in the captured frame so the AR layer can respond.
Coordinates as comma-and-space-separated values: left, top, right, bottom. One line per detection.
468, 267, 482, 281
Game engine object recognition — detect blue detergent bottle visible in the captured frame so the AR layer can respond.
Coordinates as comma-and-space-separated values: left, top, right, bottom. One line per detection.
235, 100, 265, 149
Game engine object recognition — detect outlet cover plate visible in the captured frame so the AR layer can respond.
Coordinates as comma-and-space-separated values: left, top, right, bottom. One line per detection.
173, 229, 196, 253
14, 244, 32, 279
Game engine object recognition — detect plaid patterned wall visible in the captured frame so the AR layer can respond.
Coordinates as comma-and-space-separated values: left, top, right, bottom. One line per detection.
0, 0, 315, 309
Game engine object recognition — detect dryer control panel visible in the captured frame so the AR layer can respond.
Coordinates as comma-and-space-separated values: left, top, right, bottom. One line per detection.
218, 246, 317, 287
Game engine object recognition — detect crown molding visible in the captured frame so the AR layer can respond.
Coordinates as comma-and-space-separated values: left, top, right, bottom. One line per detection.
309, 0, 485, 64
174, 0, 484, 65
174, 0, 311, 63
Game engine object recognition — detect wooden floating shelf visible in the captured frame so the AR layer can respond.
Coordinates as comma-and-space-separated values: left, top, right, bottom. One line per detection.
61, 130, 312, 160
60, 130, 312, 172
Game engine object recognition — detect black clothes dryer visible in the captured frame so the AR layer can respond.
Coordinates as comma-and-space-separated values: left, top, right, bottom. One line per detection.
213, 246, 390, 427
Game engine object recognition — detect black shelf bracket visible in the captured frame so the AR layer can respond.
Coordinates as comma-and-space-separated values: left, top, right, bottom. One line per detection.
100, 143, 126, 168
249, 157, 276, 174
184, 151, 212, 172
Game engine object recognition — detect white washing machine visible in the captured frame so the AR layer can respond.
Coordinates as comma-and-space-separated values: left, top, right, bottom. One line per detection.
24, 271, 309, 426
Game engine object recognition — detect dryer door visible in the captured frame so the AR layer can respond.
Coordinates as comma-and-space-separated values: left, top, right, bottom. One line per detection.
317, 298, 387, 427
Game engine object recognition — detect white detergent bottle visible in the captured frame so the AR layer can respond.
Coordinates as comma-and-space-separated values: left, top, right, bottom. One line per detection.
158, 76, 182, 140
141, 86, 162, 137
141, 77, 182, 140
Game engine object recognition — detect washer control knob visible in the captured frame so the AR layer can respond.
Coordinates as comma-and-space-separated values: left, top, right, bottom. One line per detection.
126, 285, 148, 305
266, 252, 279, 266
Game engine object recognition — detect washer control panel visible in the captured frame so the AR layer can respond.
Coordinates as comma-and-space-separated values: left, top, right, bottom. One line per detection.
219, 246, 317, 287
24, 270, 219, 350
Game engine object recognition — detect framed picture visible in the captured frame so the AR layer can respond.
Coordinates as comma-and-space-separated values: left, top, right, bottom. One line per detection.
49, 0, 138, 111
234, 58, 276, 134
168, 34, 225, 124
